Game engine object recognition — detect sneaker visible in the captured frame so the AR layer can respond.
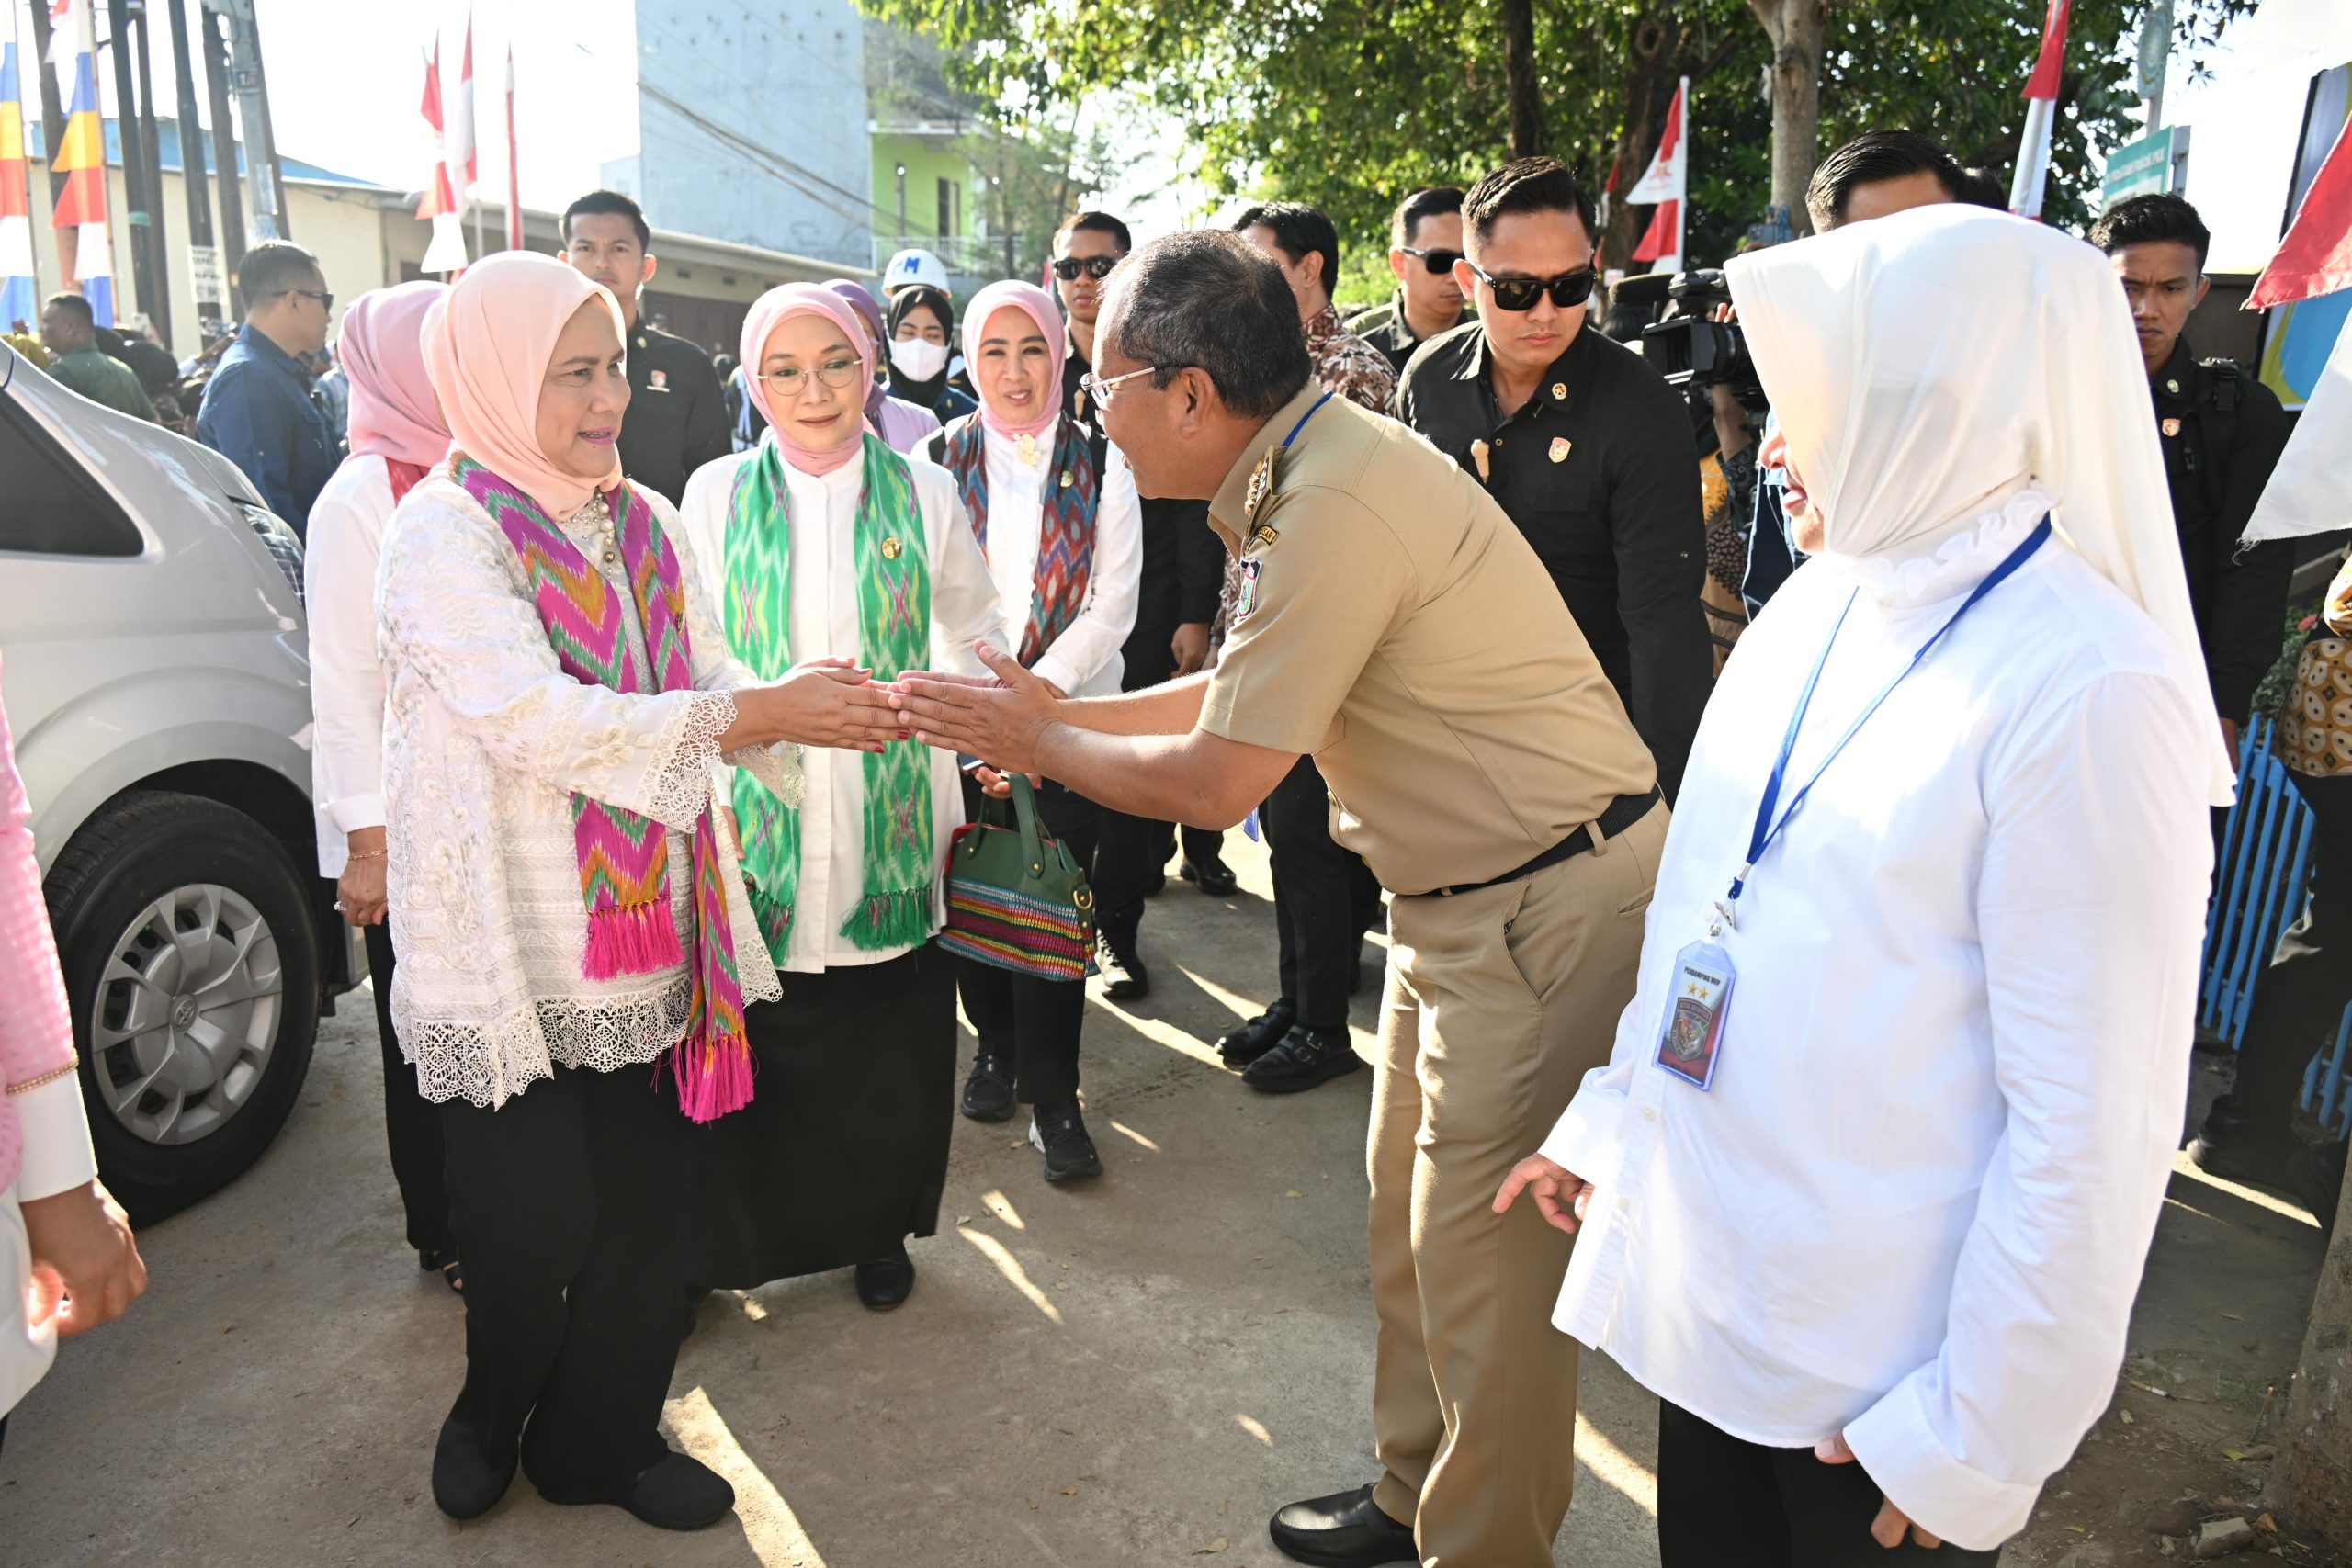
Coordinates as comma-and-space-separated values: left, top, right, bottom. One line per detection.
1242, 1024, 1363, 1095
960, 1053, 1016, 1122
1096, 928, 1150, 1000
1216, 999, 1297, 1067
1029, 1100, 1104, 1183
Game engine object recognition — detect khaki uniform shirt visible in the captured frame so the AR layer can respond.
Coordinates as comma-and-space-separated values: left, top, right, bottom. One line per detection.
1201, 384, 1656, 895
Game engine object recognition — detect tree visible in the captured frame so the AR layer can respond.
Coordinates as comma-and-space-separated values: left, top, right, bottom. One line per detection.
1751, 0, 1828, 226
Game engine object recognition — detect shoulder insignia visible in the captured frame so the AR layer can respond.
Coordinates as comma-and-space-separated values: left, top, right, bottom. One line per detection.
1245, 446, 1281, 525
1249, 523, 1280, 551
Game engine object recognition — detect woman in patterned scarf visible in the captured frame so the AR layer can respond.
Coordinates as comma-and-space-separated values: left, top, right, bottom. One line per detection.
676, 283, 1004, 1312
923, 280, 1143, 1185
379, 253, 900, 1531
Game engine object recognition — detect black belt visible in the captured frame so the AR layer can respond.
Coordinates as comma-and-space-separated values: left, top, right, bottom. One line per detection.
1422, 787, 1662, 899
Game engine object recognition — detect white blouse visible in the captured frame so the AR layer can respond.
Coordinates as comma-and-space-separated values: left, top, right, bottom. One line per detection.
677, 443, 1008, 973
1539, 491, 2215, 1551
376, 476, 791, 1109
305, 455, 396, 876
968, 423, 1143, 699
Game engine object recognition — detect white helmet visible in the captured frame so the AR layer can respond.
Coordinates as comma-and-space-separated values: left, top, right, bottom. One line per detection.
882, 248, 951, 294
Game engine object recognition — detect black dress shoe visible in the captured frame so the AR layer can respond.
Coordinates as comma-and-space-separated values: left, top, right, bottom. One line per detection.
1181, 855, 1239, 896
1096, 929, 1150, 999
1029, 1100, 1104, 1182
2288, 1140, 2346, 1232
2186, 1130, 2290, 1188
1244, 1024, 1362, 1094
537, 1450, 737, 1531
1216, 999, 1297, 1067
432, 1412, 517, 1521
960, 1053, 1016, 1122
1268, 1483, 1417, 1566
855, 1247, 916, 1310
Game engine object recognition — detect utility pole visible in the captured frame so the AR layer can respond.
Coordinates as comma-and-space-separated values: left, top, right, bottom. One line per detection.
208, 0, 280, 241
127, 0, 174, 345
197, 2, 244, 303
166, 0, 224, 332
105, 0, 163, 333
26, 0, 66, 206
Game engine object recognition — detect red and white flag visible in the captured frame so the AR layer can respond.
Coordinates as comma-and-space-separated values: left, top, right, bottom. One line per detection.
417, 17, 477, 275
2008, 0, 2071, 219
2248, 114, 2352, 310
1630, 77, 1688, 274
503, 44, 522, 251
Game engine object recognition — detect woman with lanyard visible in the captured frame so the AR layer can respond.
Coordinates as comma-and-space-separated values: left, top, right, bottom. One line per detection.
923, 280, 1142, 1184
886, 282, 978, 428
675, 283, 1003, 1312
822, 277, 943, 454
380, 253, 900, 1530
303, 280, 461, 1294
1498, 205, 2230, 1563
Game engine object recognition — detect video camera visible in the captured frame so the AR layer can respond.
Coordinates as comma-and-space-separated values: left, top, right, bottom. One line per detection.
1634, 269, 1767, 414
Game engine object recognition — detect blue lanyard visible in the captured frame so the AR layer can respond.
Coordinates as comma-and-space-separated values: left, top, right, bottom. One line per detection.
1717, 517, 2052, 927
1283, 389, 1335, 448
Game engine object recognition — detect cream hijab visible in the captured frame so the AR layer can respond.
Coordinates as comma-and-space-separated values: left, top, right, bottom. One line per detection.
1728, 203, 2234, 806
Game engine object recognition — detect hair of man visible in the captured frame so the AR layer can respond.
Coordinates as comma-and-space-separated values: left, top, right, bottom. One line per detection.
1460, 157, 1596, 252
1055, 209, 1133, 256
235, 241, 322, 309
1103, 229, 1313, 419
2089, 192, 2211, 274
1230, 200, 1340, 294
1392, 186, 1467, 250
42, 291, 95, 328
1954, 165, 2010, 211
1803, 130, 1973, 232
562, 188, 652, 250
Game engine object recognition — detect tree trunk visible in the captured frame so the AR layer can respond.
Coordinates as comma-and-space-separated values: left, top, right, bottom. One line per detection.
1747, 0, 1827, 231
1502, 0, 1542, 158
2267, 1153, 2352, 1553
1602, 15, 1680, 269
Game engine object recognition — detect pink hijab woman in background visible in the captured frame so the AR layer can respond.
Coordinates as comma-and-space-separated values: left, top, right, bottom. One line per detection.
821, 276, 942, 453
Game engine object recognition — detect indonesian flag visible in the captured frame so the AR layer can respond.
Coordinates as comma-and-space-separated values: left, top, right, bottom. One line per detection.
1630, 76, 1688, 274
2022, 0, 2073, 101
416, 20, 473, 275
503, 45, 521, 252
43, 0, 111, 324
2247, 114, 2352, 310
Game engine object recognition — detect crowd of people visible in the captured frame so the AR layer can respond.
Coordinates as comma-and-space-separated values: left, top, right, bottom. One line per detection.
4, 121, 2350, 1568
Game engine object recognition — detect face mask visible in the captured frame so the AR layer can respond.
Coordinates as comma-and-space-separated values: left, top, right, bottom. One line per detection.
889, 335, 950, 382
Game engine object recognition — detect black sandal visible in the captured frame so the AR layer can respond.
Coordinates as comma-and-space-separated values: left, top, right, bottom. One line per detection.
419, 1247, 464, 1293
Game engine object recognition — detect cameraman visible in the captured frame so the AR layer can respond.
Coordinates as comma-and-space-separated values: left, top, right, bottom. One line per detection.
1642, 272, 1768, 672
1396, 157, 1710, 799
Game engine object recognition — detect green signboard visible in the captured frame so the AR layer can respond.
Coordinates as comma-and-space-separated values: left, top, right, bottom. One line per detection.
2102, 126, 2189, 206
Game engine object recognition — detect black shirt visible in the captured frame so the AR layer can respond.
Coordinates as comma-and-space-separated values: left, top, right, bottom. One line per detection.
1395, 319, 1711, 799
1348, 291, 1473, 378
616, 321, 734, 506
2150, 339, 2296, 725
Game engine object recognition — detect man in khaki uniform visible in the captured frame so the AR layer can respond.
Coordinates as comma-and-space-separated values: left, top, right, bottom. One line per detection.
888, 231, 1666, 1568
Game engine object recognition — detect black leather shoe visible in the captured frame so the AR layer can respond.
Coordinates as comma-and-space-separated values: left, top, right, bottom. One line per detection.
432, 1412, 517, 1521
960, 1053, 1016, 1122
1030, 1100, 1104, 1182
1268, 1483, 1417, 1566
1216, 999, 1297, 1067
537, 1450, 736, 1531
855, 1248, 916, 1310
1244, 1024, 1362, 1095
2186, 1130, 2290, 1188
1182, 855, 1239, 896
1096, 929, 1150, 999
2288, 1140, 2346, 1232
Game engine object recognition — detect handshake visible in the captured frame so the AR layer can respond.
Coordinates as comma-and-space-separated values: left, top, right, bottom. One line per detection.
721, 643, 1061, 789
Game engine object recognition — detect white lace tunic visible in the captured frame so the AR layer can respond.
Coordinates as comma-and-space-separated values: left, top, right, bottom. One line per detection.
377, 476, 793, 1109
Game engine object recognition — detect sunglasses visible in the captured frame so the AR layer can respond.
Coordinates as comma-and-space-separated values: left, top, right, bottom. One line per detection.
1466, 264, 1598, 313
282, 288, 335, 312
1400, 245, 1463, 276
1051, 254, 1122, 282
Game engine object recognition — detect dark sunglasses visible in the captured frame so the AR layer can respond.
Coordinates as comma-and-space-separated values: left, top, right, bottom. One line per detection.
1400, 245, 1463, 276
1467, 264, 1598, 313
282, 288, 335, 311
1051, 254, 1121, 282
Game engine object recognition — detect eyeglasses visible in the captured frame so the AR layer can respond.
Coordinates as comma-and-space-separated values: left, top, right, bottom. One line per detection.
1051, 254, 1122, 282
1078, 364, 1181, 408
1399, 246, 1463, 276
758, 356, 864, 397
1465, 263, 1598, 313
283, 288, 334, 311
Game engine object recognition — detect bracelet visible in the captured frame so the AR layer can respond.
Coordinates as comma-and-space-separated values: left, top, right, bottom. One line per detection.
345, 848, 388, 862
7, 1056, 79, 1096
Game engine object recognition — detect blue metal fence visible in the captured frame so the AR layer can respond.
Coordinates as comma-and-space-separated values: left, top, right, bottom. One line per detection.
2199, 720, 2351, 1138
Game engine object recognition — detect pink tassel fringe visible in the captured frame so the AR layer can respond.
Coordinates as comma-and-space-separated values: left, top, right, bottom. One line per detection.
673, 1032, 754, 1123
582, 900, 684, 980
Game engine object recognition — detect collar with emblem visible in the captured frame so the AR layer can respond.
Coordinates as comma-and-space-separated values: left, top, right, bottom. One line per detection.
1210, 381, 1324, 552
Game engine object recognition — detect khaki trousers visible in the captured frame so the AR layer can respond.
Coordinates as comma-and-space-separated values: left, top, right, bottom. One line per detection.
1368, 802, 1664, 1567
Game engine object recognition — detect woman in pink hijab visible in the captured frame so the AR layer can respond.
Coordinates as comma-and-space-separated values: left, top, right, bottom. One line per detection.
301, 280, 461, 1295
374, 253, 900, 1532
919, 280, 1142, 1186
674, 281, 1001, 1314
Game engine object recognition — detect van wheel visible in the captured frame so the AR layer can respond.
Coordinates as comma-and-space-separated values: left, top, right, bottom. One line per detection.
44, 791, 319, 1223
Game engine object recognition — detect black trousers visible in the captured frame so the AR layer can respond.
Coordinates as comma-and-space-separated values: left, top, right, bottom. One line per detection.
1091, 622, 1221, 935
956, 778, 1102, 1105
2211, 772, 2352, 1142
364, 924, 453, 1258
1263, 756, 1384, 1032
1658, 1402, 2002, 1567
437, 1063, 688, 1490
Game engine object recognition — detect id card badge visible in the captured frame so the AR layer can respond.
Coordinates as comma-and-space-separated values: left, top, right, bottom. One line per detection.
1653, 940, 1736, 1090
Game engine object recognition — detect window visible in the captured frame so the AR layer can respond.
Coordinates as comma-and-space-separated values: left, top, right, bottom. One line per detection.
937, 176, 954, 239
0, 394, 143, 557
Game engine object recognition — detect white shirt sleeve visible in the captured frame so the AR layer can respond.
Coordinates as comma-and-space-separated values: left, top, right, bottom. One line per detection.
1842, 669, 2212, 1550
1030, 444, 1143, 698
304, 460, 391, 854
915, 462, 1012, 681
13, 1074, 97, 1202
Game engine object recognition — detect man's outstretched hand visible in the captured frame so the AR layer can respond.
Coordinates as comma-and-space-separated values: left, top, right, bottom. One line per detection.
891, 643, 1061, 775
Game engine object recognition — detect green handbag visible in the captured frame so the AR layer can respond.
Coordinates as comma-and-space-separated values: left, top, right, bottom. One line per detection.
936, 774, 1098, 981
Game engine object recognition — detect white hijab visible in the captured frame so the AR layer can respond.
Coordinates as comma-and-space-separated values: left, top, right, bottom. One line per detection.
1727, 203, 2235, 806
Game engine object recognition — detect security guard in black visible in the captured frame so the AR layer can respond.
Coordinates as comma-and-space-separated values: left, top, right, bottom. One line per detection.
616, 320, 734, 506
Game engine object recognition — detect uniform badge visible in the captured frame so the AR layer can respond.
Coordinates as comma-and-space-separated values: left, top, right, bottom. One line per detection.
1245, 447, 1281, 524
1550, 381, 1566, 400
880, 536, 904, 561
1550, 436, 1572, 464
1250, 524, 1280, 551
2161, 417, 2182, 438
650, 369, 669, 391
1234, 558, 1265, 623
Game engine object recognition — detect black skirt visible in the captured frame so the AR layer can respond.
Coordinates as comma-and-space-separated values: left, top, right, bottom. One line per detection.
682, 942, 959, 1288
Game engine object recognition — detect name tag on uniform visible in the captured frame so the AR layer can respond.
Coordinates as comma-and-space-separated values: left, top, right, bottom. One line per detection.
1654, 940, 1735, 1090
